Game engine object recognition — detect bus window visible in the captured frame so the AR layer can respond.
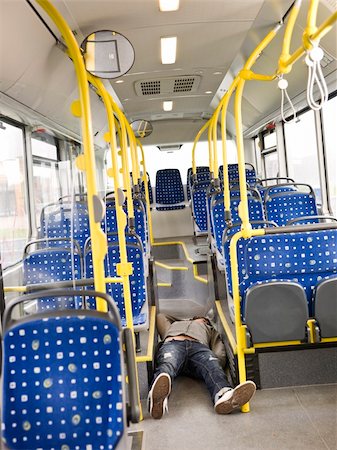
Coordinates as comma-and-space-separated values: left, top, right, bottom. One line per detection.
261, 131, 278, 181
322, 95, 337, 216
263, 150, 279, 180
0, 120, 29, 268
32, 136, 60, 224
284, 110, 322, 204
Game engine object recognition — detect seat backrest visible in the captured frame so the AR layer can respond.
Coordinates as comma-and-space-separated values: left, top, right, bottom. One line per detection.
314, 276, 337, 338
85, 243, 147, 326
155, 168, 185, 206
265, 184, 318, 226
104, 199, 148, 255
1, 291, 125, 450
40, 201, 90, 251
241, 228, 337, 312
191, 181, 211, 233
211, 197, 265, 253
23, 243, 83, 311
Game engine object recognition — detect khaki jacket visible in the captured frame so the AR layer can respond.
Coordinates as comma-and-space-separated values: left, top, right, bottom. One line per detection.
156, 313, 227, 368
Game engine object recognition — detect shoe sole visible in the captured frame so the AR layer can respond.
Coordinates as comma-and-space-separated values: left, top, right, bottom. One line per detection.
150, 376, 171, 419
215, 381, 256, 414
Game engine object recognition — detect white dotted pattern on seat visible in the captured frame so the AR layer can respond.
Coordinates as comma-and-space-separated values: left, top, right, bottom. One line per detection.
23, 250, 82, 310
191, 182, 210, 232
266, 193, 318, 226
2, 315, 124, 450
212, 198, 264, 252
155, 169, 185, 205
240, 229, 337, 313
40, 203, 91, 252
85, 244, 147, 326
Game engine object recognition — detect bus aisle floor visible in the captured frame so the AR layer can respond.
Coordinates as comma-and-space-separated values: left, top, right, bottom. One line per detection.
131, 377, 337, 450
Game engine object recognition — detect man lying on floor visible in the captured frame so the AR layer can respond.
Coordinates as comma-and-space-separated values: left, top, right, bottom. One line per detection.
148, 313, 256, 419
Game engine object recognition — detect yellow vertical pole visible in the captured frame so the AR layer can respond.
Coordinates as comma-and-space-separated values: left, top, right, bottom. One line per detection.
234, 24, 281, 235
36, 0, 107, 311
207, 124, 214, 177
137, 140, 154, 246
87, 75, 142, 420
191, 119, 211, 175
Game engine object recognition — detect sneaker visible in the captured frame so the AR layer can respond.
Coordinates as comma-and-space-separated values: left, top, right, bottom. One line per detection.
148, 373, 171, 419
214, 380, 256, 414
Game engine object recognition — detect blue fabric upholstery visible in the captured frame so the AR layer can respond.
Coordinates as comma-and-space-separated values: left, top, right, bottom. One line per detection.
211, 197, 265, 253
265, 192, 318, 226
104, 200, 148, 255
186, 166, 210, 200
40, 202, 90, 252
258, 185, 296, 202
239, 229, 337, 314
155, 169, 185, 209
85, 244, 147, 327
23, 247, 83, 311
2, 314, 124, 450
191, 181, 211, 232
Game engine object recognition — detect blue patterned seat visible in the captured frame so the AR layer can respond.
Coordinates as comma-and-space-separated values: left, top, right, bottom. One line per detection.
186, 166, 210, 200
85, 242, 148, 329
155, 168, 185, 210
191, 180, 211, 233
239, 228, 337, 315
211, 196, 265, 255
22, 239, 83, 311
265, 184, 318, 226
1, 290, 127, 450
40, 201, 90, 252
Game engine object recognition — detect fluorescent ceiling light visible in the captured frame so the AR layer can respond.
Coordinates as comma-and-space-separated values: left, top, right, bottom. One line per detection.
163, 101, 173, 111
161, 36, 177, 64
159, 0, 180, 11
115, 79, 124, 84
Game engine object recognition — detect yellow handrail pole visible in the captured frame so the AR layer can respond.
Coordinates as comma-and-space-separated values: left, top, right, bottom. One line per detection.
229, 228, 265, 412
211, 114, 219, 180
88, 75, 143, 420
191, 119, 211, 175
235, 24, 282, 235
207, 123, 214, 177
280, 10, 337, 72
137, 139, 154, 245
304, 0, 319, 46
87, 75, 135, 330
107, 98, 135, 221
35, 0, 107, 311
279, 0, 302, 73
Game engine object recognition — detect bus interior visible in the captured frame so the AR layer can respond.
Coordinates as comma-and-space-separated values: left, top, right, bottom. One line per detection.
0, 0, 337, 449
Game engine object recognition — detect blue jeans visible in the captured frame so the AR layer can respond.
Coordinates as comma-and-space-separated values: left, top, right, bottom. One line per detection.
153, 340, 231, 403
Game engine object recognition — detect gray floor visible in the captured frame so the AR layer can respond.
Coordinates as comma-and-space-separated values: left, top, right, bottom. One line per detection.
132, 378, 337, 450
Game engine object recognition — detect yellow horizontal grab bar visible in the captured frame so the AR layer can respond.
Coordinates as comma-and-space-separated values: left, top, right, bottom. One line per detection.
157, 282, 172, 287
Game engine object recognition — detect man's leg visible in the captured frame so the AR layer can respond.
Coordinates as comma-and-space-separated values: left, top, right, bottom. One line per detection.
186, 342, 231, 402
148, 340, 187, 419
187, 342, 256, 414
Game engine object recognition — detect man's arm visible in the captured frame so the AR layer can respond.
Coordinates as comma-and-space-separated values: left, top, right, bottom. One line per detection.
156, 313, 178, 340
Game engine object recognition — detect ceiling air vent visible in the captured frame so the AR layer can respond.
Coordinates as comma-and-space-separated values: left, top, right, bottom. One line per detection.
173, 77, 195, 92
140, 80, 161, 95
135, 75, 201, 96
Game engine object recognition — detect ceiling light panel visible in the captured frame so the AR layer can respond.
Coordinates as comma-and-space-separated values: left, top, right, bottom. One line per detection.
159, 0, 180, 12
161, 36, 177, 64
163, 101, 173, 111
